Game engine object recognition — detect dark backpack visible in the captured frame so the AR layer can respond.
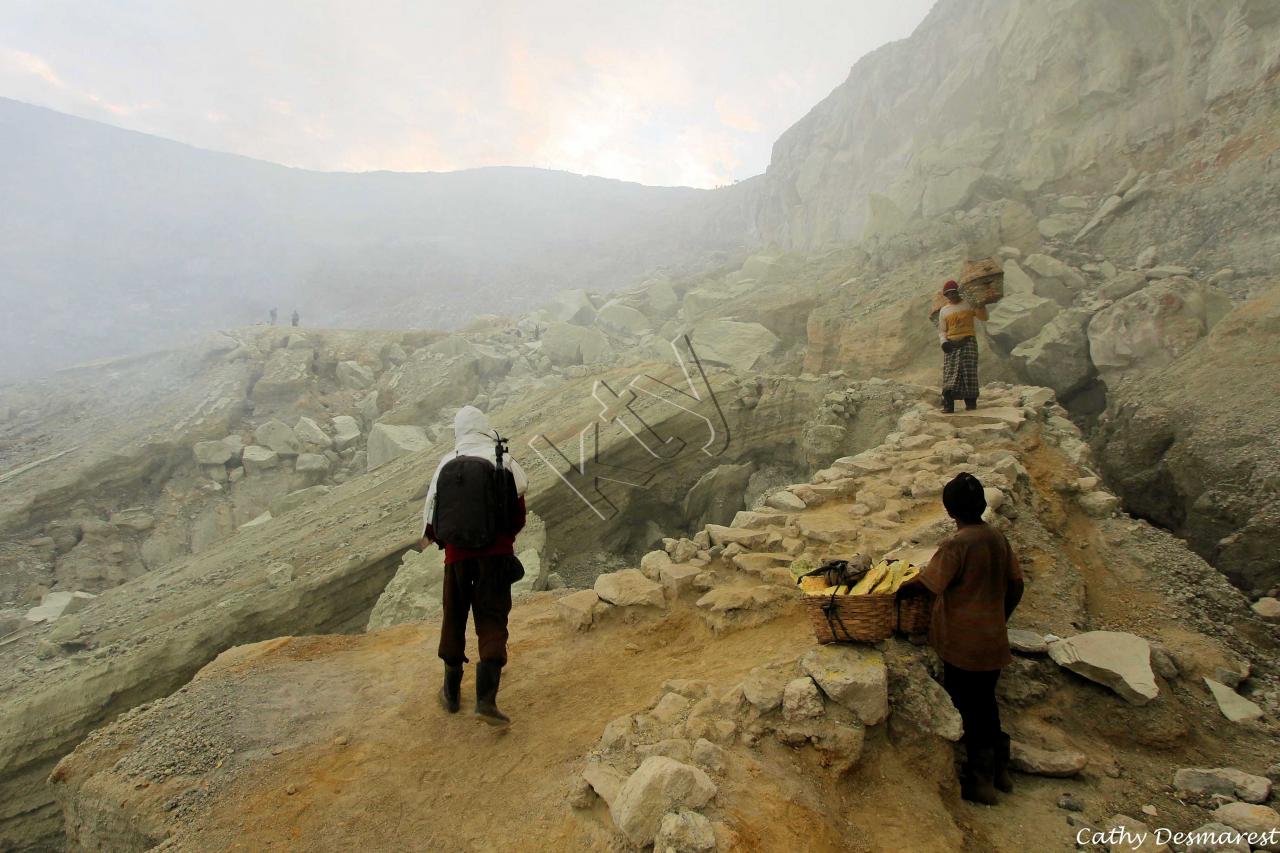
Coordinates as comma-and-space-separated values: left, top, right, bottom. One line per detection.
431, 453, 518, 550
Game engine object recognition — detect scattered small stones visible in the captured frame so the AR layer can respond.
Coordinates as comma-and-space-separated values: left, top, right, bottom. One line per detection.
1056, 793, 1084, 812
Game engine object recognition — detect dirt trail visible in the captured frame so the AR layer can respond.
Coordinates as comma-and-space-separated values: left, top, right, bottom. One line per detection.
166, 599, 837, 852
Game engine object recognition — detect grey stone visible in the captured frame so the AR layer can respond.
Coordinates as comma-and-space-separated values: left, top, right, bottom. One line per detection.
801, 645, 888, 726
241, 445, 279, 474
331, 415, 361, 451
254, 420, 302, 457
688, 319, 780, 371
1048, 631, 1158, 705
557, 589, 602, 631
595, 570, 665, 608
367, 423, 431, 470
1211, 803, 1280, 851
294, 417, 332, 449
193, 440, 233, 466
1204, 678, 1264, 723
610, 756, 717, 846
1010, 740, 1087, 777
1008, 628, 1048, 655
1174, 768, 1271, 804
654, 810, 717, 853
336, 360, 375, 390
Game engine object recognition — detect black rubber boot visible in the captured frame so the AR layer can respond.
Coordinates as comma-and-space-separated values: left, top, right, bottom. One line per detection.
961, 747, 999, 805
964, 398, 978, 411
941, 395, 955, 413
474, 661, 510, 726
993, 733, 1013, 793
439, 664, 463, 714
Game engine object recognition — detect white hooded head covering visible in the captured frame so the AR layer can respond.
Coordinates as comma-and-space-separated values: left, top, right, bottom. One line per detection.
421, 406, 527, 533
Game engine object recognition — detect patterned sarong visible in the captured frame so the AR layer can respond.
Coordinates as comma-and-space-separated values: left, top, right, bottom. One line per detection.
942, 336, 979, 400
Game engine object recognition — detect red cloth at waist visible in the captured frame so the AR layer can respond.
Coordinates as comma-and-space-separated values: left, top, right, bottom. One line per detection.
425, 496, 526, 565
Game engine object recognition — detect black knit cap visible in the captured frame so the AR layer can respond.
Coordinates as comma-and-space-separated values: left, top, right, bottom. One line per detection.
943, 472, 987, 522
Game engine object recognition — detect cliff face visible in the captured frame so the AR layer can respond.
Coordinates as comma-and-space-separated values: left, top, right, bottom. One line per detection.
745, 0, 1280, 248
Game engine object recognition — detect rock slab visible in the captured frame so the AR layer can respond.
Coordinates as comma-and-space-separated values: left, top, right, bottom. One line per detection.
594, 570, 665, 609
610, 756, 716, 846
1047, 631, 1158, 705
801, 645, 888, 726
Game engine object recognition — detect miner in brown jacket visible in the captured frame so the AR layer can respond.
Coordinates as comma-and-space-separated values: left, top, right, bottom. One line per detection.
902, 472, 1023, 804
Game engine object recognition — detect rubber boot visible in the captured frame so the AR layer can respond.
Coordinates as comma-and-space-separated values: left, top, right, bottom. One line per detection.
941, 395, 955, 414
474, 661, 510, 726
964, 398, 978, 411
439, 663, 463, 714
993, 733, 1013, 793
961, 747, 999, 805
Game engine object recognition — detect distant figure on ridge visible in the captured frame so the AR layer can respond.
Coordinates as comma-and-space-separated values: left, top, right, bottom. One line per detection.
269, 307, 278, 326
290, 310, 300, 327
420, 406, 528, 726
936, 280, 987, 412
900, 473, 1023, 804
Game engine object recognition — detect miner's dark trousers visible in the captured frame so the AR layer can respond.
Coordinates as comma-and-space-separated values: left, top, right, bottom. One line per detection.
438, 556, 514, 667
943, 663, 1003, 749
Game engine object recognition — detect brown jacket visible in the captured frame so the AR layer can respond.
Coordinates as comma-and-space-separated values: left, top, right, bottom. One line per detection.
919, 522, 1023, 671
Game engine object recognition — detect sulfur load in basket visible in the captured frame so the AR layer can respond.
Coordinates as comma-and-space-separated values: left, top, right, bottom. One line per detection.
801, 560, 919, 644
957, 256, 1005, 306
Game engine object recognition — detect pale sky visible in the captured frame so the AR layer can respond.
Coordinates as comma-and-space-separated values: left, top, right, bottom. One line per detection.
0, 0, 934, 188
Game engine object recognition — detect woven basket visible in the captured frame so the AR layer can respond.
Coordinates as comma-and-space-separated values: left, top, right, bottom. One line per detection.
803, 593, 895, 644
958, 257, 1005, 306
897, 594, 934, 636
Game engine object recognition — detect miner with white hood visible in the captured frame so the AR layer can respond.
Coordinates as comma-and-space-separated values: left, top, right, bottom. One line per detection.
420, 406, 528, 726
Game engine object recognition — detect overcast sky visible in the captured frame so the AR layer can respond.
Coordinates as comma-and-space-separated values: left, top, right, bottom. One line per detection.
0, 1, 934, 188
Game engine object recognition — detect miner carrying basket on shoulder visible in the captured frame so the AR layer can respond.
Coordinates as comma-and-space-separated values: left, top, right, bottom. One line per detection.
932, 257, 1004, 413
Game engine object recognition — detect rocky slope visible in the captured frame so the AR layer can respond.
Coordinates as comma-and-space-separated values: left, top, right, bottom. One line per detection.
0, 351, 858, 849
748, 0, 1280, 256
48, 382, 1280, 851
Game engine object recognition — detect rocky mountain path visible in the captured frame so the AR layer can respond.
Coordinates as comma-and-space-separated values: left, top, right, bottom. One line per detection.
49, 382, 1280, 851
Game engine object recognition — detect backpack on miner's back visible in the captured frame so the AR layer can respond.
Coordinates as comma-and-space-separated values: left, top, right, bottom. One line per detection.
431, 452, 518, 550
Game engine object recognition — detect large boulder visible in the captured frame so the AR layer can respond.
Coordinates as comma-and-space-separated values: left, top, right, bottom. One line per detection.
801, 645, 888, 725
985, 292, 1060, 350
366, 547, 446, 630
1010, 308, 1094, 397
1021, 253, 1086, 306
193, 440, 233, 466
1211, 803, 1280, 849
683, 462, 754, 529
294, 417, 332, 449
545, 289, 597, 325
366, 423, 431, 470
541, 322, 613, 366
1047, 631, 1158, 705
596, 301, 653, 337
330, 416, 362, 451
594, 570, 665, 608
336, 360, 375, 391
1174, 768, 1272, 804
688, 319, 780, 371
1088, 279, 1232, 383
240, 445, 279, 474
253, 420, 301, 457
610, 756, 716, 846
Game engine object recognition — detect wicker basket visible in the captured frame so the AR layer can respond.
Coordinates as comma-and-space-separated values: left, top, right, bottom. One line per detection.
803, 592, 895, 644
897, 593, 934, 636
958, 257, 1005, 306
